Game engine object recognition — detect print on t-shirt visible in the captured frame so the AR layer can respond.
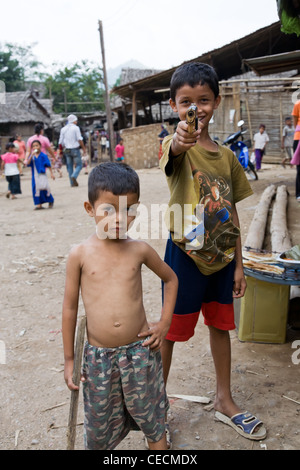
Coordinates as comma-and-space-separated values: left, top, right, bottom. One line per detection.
179, 168, 240, 266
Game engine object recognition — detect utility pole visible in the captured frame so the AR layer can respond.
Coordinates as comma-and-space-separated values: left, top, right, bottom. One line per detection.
98, 20, 114, 162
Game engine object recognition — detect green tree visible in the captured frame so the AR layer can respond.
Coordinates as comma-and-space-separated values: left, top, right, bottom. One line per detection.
0, 49, 25, 92
44, 61, 105, 114
0, 42, 44, 91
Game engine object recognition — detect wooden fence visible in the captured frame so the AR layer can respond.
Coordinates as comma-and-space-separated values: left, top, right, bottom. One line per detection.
210, 77, 299, 162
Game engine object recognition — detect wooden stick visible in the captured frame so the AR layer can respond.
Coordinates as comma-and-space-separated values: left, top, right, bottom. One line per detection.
66, 315, 87, 450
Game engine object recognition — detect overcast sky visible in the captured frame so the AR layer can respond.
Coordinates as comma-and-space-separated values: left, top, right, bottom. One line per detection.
1, 0, 279, 72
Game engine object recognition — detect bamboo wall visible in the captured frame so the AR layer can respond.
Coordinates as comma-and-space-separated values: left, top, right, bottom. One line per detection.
119, 79, 298, 169
210, 79, 298, 162
121, 123, 173, 169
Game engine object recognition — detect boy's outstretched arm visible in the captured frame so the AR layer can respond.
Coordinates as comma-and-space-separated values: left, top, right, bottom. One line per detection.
138, 243, 178, 351
232, 205, 247, 298
62, 247, 82, 391
170, 121, 202, 157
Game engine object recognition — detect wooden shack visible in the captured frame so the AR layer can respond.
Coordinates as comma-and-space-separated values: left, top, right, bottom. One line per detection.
210, 75, 298, 161
112, 21, 300, 168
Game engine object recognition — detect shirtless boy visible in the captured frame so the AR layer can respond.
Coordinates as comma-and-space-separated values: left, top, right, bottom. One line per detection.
62, 162, 178, 450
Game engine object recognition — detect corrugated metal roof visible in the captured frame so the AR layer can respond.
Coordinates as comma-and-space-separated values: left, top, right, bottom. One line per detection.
243, 50, 300, 75
112, 22, 300, 105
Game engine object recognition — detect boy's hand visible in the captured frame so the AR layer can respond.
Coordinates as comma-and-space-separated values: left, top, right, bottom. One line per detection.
138, 321, 170, 352
64, 359, 85, 391
171, 120, 202, 156
233, 265, 247, 298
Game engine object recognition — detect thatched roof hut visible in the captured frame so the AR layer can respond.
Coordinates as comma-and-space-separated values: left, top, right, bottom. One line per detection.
0, 90, 62, 144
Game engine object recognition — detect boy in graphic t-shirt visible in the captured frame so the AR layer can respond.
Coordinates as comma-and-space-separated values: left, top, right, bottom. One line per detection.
159, 62, 267, 444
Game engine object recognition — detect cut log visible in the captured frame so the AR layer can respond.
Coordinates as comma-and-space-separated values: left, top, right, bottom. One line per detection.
270, 185, 292, 254
244, 184, 276, 250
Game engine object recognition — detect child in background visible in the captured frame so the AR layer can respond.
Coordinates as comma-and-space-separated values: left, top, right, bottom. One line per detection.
62, 162, 178, 450
253, 124, 269, 171
1, 143, 22, 199
50, 144, 63, 177
281, 117, 295, 168
13, 134, 26, 175
81, 152, 89, 175
115, 139, 125, 162
26, 140, 55, 210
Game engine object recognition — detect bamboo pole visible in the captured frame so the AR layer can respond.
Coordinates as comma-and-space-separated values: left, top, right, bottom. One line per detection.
66, 316, 87, 450
132, 91, 137, 128
244, 82, 253, 142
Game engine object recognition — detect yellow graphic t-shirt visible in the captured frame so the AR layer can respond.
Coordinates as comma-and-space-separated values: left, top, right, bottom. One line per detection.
160, 135, 253, 275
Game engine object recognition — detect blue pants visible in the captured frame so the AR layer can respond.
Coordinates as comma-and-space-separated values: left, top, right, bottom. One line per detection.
65, 148, 82, 185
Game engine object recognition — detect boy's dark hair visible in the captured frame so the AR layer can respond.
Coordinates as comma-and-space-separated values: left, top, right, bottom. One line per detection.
88, 162, 140, 206
170, 62, 219, 101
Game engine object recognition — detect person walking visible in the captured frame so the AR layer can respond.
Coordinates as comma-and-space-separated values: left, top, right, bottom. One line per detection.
59, 115, 87, 187
253, 124, 269, 171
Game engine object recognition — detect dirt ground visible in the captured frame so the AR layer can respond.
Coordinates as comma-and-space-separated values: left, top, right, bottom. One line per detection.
0, 160, 299, 451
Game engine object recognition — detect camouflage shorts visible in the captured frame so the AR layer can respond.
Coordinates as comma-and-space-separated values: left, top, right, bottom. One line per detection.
82, 340, 169, 450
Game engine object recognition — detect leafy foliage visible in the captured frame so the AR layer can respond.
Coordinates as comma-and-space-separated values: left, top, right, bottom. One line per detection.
0, 42, 44, 91
44, 61, 105, 114
0, 42, 105, 114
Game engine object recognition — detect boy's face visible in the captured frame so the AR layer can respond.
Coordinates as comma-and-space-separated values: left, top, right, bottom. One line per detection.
32, 142, 41, 153
85, 190, 139, 240
170, 83, 221, 129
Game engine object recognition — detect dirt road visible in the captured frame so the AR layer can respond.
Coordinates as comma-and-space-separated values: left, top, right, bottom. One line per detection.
0, 162, 299, 450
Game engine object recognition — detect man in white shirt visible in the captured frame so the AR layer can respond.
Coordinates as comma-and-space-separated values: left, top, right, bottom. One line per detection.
59, 115, 87, 187
253, 124, 269, 171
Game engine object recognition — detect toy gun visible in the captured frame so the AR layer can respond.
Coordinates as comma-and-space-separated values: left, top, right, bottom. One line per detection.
186, 104, 198, 133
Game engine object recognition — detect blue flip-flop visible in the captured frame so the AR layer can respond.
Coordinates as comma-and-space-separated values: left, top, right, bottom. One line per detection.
215, 411, 267, 441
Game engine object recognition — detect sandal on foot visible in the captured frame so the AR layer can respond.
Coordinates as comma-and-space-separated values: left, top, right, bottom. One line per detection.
215, 411, 266, 441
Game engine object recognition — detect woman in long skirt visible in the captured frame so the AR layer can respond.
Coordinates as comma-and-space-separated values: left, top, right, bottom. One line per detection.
26, 140, 55, 210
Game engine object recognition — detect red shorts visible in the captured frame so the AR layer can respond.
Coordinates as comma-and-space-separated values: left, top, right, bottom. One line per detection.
163, 238, 236, 342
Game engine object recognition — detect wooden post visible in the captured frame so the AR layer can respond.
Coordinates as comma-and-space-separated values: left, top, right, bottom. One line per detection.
66, 316, 87, 450
244, 82, 253, 143
122, 100, 127, 129
132, 91, 137, 128
88, 133, 92, 168
233, 83, 241, 128
63, 88, 67, 114
98, 20, 115, 162
279, 94, 284, 157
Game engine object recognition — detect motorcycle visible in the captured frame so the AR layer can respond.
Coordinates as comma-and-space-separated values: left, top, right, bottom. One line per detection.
223, 120, 258, 181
